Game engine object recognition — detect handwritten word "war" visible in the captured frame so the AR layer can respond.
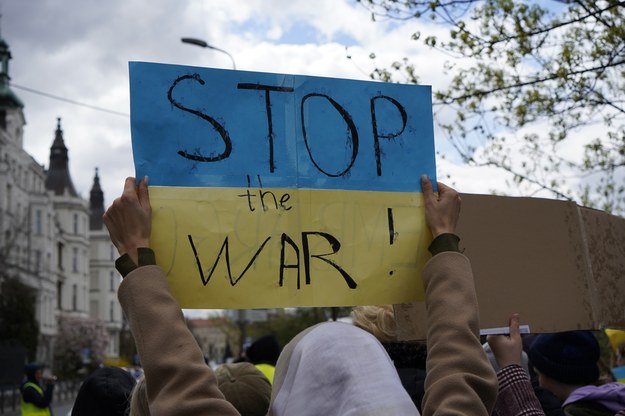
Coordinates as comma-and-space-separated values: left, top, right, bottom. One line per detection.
187, 231, 357, 290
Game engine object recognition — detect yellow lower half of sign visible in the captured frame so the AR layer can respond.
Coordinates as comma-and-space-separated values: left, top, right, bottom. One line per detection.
149, 186, 431, 309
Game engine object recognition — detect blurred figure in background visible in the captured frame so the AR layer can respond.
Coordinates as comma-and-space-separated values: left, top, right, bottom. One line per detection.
351, 304, 427, 412
71, 366, 136, 416
215, 362, 272, 416
246, 334, 280, 385
529, 331, 625, 415
21, 362, 55, 416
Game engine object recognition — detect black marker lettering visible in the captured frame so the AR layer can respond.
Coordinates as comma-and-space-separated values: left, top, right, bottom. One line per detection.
387, 207, 395, 245
279, 233, 301, 289
238, 83, 295, 173
188, 234, 271, 286
370, 95, 407, 176
300, 93, 359, 177
168, 74, 232, 162
301, 231, 357, 289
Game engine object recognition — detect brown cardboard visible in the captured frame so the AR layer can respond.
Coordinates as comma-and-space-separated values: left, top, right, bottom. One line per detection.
395, 194, 625, 341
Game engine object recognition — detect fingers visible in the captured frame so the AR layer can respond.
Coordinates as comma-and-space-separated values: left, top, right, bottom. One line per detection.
421, 174, 434, 198
123, 176, 137, 196
137, 176, 151, 212
509, 313, 520, 338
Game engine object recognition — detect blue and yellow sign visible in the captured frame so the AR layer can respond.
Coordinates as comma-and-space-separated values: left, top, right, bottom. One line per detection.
129, 62, 436, 309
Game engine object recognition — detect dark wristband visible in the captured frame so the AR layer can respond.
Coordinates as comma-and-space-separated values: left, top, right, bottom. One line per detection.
115, 247, 156, 277
428, 233, 461, 256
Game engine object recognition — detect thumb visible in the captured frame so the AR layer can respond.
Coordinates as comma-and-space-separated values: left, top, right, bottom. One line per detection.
509, 313, 520, 338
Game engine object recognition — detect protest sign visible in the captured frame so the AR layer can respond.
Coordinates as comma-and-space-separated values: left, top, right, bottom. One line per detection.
395, 194, 625, 339
129, 62, 436, 309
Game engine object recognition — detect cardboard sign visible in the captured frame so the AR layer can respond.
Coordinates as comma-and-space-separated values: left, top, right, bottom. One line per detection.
129, 62, 436, 309
395, 194, 625, 340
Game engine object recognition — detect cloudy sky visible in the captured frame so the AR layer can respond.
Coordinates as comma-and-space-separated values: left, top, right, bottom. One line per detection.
2, 0, 529, 207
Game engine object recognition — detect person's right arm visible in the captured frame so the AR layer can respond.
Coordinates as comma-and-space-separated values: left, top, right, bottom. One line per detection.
419, 176, 498, 416
104, 177, 240, 416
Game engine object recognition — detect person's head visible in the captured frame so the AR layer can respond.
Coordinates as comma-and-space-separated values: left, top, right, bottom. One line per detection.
129, 376, 150, 416
24, 363, 43, 383
214, 362, 271, 416
269, 322, 417, 415
71, 366, 136, 416
529, 330, 600, 400
246, 334, 280, 366
351, 304, 397, 343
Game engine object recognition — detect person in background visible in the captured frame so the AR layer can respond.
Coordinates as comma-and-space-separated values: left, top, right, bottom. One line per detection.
267, 321, 419, 415
71, 366, 136, 416
529, 331, 625, 415
129, 376, 150, 416
215, 362, 272, 416
351, 304, 427, 412
21, 363, 55, 416
267, 176, 498, 415
245, 335, 280, 385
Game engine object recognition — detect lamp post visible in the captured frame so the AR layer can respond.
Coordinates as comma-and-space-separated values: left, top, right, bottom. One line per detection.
181, 37, 237, 70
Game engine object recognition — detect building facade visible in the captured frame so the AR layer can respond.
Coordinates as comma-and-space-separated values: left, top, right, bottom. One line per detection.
0, 36, 122, 365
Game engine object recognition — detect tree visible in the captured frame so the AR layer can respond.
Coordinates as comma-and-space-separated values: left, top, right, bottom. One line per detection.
54, 314, 110, 377
360, 0, 625, 214
0, 213, 40, 361
0, 277, 39, 361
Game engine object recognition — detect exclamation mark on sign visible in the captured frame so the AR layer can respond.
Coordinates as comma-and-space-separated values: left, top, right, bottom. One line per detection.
387, 208, 395, 245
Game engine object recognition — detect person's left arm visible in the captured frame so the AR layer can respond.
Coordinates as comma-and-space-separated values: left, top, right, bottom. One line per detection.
105, 177, 240, 416
487, 314, 544, 416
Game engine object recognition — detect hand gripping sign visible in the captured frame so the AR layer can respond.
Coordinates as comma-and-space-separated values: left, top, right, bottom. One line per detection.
129, 62, 436, 309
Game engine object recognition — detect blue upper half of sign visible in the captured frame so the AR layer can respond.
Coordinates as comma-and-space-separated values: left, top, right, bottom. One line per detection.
129, 61, 436, 192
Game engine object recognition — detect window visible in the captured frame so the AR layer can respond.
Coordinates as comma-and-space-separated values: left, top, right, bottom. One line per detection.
109, 271, 115, 292
110, 245, 115, 261
35, 210, 42, 235
34, 250, 41, 272
57, 242, 64, 270
72, 247, 78, 272
57, 281, 63, 310
72, 284, 77, 311
73, 214, 78, 234
110, 301, 115, 322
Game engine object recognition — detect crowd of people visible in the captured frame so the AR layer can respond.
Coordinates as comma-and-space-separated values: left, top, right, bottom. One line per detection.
20, 175, 625, 415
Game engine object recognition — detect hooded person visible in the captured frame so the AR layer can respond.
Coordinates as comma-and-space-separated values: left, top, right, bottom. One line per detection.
21, 362, 55, 416
245, 334, 281, 384
71, 366, 136, 416
529, 331, 625, 415
267, 321, 419, 416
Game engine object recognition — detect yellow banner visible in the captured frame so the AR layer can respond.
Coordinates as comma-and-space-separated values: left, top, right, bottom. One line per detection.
150, 186, 431, 308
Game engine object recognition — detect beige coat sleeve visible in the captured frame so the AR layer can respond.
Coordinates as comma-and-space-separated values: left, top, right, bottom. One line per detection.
118, 265, 240, 416
421, 252, 498, 416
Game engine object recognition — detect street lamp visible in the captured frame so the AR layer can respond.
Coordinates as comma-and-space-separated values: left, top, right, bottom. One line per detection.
181, 37, 237, 70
